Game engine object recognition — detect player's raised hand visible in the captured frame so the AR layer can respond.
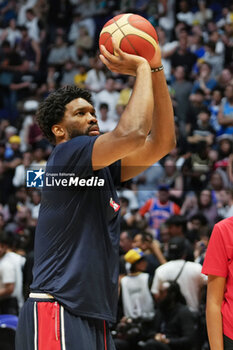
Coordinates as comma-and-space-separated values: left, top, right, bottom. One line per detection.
99, 38, 150, 76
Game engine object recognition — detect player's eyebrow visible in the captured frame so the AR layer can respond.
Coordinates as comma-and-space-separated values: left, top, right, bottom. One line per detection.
73, 106, 96, 115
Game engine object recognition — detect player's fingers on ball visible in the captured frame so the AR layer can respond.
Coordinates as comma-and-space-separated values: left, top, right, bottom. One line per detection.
99, 54, 110, 67
100, 45, 118, 62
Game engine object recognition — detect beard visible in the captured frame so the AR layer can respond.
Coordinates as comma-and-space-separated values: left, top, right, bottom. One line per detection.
67, 123, 98, 139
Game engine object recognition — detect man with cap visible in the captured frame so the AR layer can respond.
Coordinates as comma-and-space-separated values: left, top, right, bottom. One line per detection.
115, 248, 155, 350
151, 236, 207, 312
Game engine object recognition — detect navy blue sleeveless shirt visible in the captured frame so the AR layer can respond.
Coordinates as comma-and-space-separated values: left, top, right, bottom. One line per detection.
31, 136, 121, 322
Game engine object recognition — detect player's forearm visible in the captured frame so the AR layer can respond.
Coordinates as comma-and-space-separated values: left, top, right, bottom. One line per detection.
206, 301, 224, 350
114, 62, 153, 139
148, 70, 176, 156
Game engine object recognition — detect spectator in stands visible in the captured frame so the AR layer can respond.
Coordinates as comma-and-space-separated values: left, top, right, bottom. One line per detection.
171, 65, 193, 134
60, 60, 80, 87
47, 34, 69, 66
189, 189, 218, 228
159, 157, 184, 204
166, 215, 194, 262
218, 83, 233, 136
139, 185, 180, 240
0, 233, 18, 315
95, 77, 120, 122
119, 230, 134, 256
98, 103, 117, 133
132, 231, 166, 278
176, 0, 194, 26
187, 108, 215, 150
171, 29, 197, 76
191, 61, 217, 101
85, 55, 106, 94
151, 236, 207, 312
121, 248, 155, 320
141, 281, 196, 350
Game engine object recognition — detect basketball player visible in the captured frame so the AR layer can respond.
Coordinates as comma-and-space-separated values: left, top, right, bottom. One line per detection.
16, 40, 175, 349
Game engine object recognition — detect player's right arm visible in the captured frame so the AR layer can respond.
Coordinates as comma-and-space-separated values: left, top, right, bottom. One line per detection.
92, 42, 153, 170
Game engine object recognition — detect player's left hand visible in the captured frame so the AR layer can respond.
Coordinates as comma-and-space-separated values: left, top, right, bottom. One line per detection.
99, 38, 150, 76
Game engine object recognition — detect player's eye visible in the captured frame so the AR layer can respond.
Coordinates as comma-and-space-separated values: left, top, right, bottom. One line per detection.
75, 111, 85, 116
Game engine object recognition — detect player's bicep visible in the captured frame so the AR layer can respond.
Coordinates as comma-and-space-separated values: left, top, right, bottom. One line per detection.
92, 131, 145, 170
121, 138, 168, 181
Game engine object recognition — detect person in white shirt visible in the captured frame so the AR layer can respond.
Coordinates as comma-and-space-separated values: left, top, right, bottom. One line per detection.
121, 248, 155, 320
151, 236, 207, 312
0, 234, 18, 314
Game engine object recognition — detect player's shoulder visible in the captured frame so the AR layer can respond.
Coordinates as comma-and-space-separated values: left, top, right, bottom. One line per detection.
215, 217, 233, 231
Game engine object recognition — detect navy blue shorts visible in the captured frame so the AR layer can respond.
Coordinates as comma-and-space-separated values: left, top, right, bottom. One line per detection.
16, 295, 116, 350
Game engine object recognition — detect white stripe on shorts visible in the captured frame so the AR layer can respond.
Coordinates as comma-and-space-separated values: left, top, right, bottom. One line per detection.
34, 302, 38, 350
61, 305, 66, 350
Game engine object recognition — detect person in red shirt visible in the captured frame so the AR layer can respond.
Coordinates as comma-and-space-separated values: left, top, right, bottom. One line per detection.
202, 217, 233, 350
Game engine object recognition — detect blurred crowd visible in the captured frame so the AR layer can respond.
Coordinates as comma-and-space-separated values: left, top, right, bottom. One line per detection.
0, 0, 233, 349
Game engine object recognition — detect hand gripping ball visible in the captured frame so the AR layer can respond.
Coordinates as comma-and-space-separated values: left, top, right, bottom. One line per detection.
99, 13, 158, 62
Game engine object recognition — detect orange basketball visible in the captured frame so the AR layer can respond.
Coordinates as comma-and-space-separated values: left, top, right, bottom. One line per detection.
99, 13, 158, 62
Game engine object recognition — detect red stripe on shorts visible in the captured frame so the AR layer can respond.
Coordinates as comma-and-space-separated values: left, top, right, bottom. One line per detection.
37, 302, 61, 350
104, 320, 107, 350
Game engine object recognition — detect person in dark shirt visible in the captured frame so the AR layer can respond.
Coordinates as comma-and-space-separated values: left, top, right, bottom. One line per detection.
15, 40, 175, 350
141, 281, 196, 350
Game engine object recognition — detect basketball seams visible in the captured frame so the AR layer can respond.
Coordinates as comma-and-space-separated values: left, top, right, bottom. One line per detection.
99, 13, 157, 61
112, 16, 138, 55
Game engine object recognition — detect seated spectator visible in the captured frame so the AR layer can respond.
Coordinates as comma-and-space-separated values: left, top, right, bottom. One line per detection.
97, 103, 117, 133
0, 18, 21, 48
186, 89, 206, 135
12, 151, 32, 188
151, 236, 207, 312
60, 60, 80, 87
114, 248, 155, 350
73, 64, 88, 89
187, 108, 215, 149
170, 29, 197, 76
116, 76, 135, 116
176, 0, 194, 26
156, 27, 178, 83
121, 248, 155, 320
119, 230, 134, 256
202, 41, 224, 78
209, 87, 223, 135
141, 281, 196, 350
193, 0, 213, 26
47, 35, 69, 66
133, 161, 165, 208
0, 233, 18, 315
182, 140, 213, 191
74, 26, 93, 51
68, 45, 90, 67
132, 231, 166, 279
214, 134, 233, 173
188, 189, 218, 229
171, 65, 193, 135
94, 78, 120, 122
139, 185, 180, 240
218, 84, 233, 136
190, 61, 217, 101
85, 55, 106, 94
166, 215, 194, 262
159, 156, 184, 204
17, 25, 41, 72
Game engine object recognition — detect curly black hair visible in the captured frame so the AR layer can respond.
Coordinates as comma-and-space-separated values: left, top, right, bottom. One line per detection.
36, 85, 93, 144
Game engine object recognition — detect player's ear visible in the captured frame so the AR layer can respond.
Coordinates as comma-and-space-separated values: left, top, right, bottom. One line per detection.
51, 124, 65, 138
